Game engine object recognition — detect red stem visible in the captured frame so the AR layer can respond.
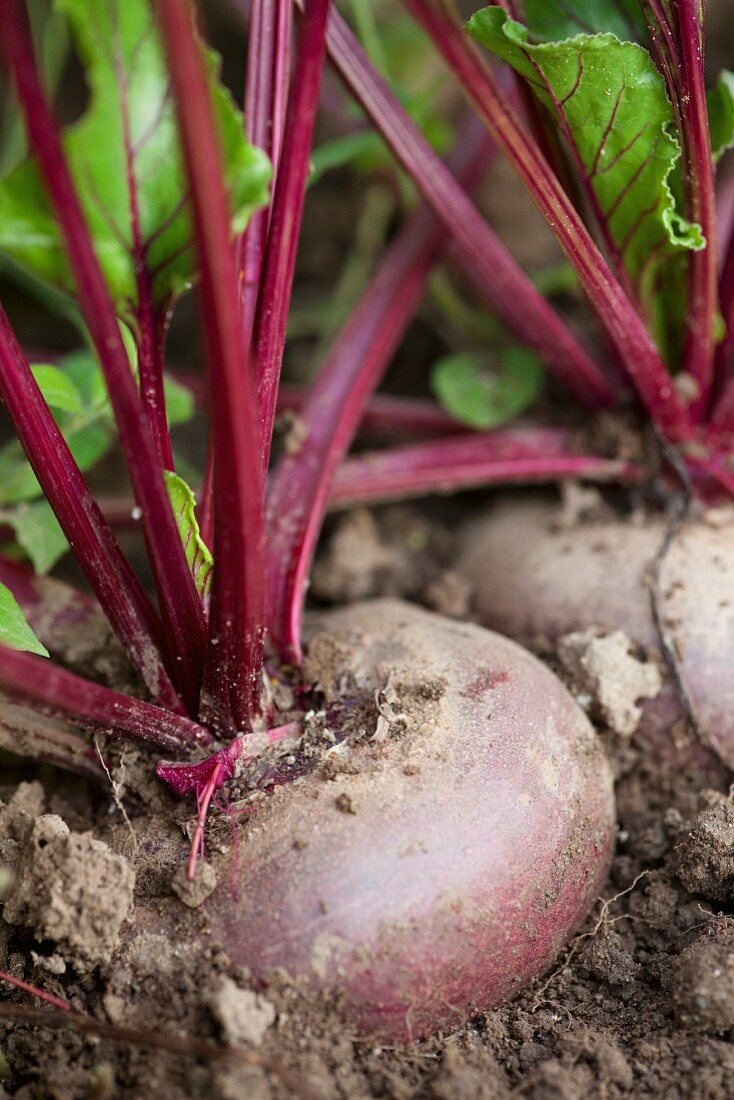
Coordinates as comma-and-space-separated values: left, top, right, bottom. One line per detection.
400, 0, 692, 442
0, 645, 213, 754
0, 971, 71, 1012
301, 0, 614, 410
329, 433, 638, 507
157, 721, 297, 798
252, 0, 330, 472
238, 0, 292, 346
0, 0, 206, 710
114, 23, 175, 470
278, 386, 472, 438
266, 118, 492, 662
0, 701, 106, 783
156, 0, 266, 733
711, 234, 734, 434
0, 307, 183, 711
675, 0, 718, 417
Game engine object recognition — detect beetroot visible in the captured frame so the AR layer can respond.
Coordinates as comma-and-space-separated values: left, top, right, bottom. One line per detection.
204, 599, 614, 1040
458, 496, 734, 766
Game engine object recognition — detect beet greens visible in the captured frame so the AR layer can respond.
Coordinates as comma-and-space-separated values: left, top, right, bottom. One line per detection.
0, 0, 732, 824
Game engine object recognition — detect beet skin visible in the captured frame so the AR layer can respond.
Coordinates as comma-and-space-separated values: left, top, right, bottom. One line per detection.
206, 599, 614, 1040
458, 496, 734, 767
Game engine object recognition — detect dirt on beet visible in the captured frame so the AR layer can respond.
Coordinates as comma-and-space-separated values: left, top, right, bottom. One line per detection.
0, 495, 733, 1099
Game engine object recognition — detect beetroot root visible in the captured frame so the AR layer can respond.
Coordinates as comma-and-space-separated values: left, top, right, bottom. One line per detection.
205, 599, 613, 1040
458, 496, 734, 766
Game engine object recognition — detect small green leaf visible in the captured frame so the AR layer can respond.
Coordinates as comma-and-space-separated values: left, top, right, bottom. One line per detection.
164, 471, 212, 598
467, 9, 704, 315
0, 350, 114, 508
0, 0, 270, 315
31, 364, 84, 414
164, 374, 196, 427
708, 70, 734, 162
0, 500, 69, 574
0, 582, 49, 657
523, 0, 645, 42
430, 348, 543, 429
310, 132, 384, 187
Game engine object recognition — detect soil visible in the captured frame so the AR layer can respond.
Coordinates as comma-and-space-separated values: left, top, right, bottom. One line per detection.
0, 496, 733, 1099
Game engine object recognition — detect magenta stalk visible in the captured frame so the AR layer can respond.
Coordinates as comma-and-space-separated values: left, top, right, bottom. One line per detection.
0, 645, 213, 754
238, 0, 292, 346
116, 36, 175, 470
252, 0, 331, 471
265, 118, 492, 662
674, 0, 718, 416
329, 435, 639, 507
155, 0, 266, 732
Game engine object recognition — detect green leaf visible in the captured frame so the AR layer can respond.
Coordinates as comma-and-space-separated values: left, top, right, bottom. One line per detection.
164, 471, 212, 599
708, 70, 734, 162
523, 0, 645, 42
430, 348, 543, 429
0, 350, 114, 508
0, 582, 49, 657
0, 0, 270, 315
31, 364, 84, 414
0, 500, 69, 574
164, 374, 196, 427
467, 9, 704, 312
310, 132, 384, 187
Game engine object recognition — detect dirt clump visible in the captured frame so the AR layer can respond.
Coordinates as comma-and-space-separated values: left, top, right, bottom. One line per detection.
171, 860, 217, 908
205, 976, 276, 1047
558, 628, 662, 736
2, 807, 134, 972
675, 793, 734, 900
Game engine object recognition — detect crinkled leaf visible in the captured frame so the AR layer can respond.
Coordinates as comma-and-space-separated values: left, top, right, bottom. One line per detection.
164, 471, 212, 598
0, 500, 69, 574
708, 70, 734, 162
430, 348, 543, 429
467, 9, 704, 311
523, 0, 645, 43
0, 0, 270, 315
0, 582, 49, 657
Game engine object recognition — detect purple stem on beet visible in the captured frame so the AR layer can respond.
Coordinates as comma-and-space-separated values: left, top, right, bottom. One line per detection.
0, 645, 213, 754
266, 117, 492, 662
0, 0, 207, 711
238, 0, 292, 347
329, 434, 639, 507
155, 0, 266, 733
278, 386, 473, 438
252, 0, 331, 472
114, 28, 175, 470
0, 702, 107, 784
294, 0, 614, 410
0, 307, 183, 712
673, 0, 718, 417
399, 0, 692, 443
711, 235, 734, 435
